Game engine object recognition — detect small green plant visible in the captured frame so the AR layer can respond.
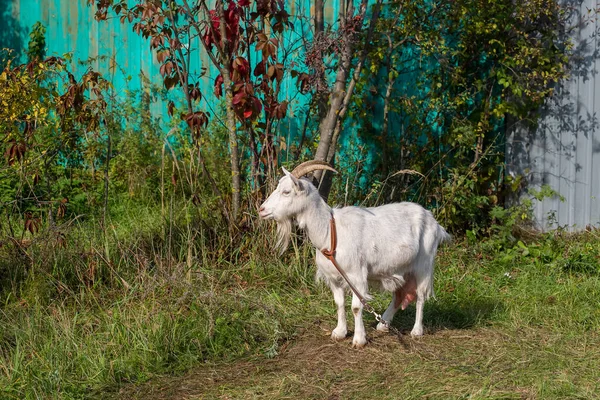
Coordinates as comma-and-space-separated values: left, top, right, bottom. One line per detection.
487, 184, 563, 244
27, 21, 46, 61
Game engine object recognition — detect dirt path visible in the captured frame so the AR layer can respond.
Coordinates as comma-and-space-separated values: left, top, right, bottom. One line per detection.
106, 319, 599, 400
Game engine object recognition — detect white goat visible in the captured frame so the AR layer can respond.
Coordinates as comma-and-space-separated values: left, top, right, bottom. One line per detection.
259, 161, 450, 348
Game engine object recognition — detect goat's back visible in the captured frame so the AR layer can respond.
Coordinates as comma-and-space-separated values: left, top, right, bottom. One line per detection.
331, 202, 446, 277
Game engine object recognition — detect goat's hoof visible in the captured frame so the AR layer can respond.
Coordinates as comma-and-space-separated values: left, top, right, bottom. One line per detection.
351, 337, 367, 348
410, 327, 424, 337
376, 322, 390, 332
331, 328, 347, 341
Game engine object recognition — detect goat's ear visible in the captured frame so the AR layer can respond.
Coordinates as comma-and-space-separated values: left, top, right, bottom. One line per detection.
282, 167, 302, 190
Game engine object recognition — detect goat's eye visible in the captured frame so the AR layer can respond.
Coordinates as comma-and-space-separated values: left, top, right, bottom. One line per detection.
281, 190, 291, 196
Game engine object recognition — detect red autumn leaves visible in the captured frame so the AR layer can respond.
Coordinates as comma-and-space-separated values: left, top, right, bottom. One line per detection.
94, 0, 292, 131
204, 2, 289, 122
216, 56, 263, 120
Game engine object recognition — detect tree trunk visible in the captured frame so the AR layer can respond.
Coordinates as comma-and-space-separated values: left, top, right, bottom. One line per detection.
313, 0, 354, 174
381, 71, 395, 177
215, 1, 241, 222
180, 0, 241, 226
103, 134, 111, 229
313, 29, 354, 196
315, 0, 324, 35
222, 73, 241, 221
313, 0, 383, 199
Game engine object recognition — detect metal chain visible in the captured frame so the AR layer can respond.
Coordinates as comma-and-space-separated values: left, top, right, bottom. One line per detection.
361, 299, 403, 337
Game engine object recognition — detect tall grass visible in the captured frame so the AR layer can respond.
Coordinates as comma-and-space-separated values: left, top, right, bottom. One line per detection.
1, 196, 599, 399
0, 198, 330, 399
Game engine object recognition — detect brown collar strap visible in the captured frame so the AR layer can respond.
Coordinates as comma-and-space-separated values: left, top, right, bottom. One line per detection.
321, 216, 337, 259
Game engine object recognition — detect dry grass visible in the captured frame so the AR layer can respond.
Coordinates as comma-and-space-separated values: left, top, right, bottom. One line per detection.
112, 321, 600, 400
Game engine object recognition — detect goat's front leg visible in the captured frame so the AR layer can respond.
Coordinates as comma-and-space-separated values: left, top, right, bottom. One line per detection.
351, 290, 368, 348
330, 283, 347, 341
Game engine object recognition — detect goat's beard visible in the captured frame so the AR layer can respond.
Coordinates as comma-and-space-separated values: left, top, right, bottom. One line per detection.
275, 218, 293, 255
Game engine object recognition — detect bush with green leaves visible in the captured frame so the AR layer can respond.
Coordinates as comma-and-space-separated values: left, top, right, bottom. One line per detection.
0, 54, 111, 231
345, 0, 572, 233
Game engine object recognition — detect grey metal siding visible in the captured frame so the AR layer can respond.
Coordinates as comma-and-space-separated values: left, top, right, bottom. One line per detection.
506, 0, 600, 231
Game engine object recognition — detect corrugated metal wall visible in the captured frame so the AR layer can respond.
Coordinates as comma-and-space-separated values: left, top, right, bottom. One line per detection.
506, 0, 600, 231
2, 0, 348, 133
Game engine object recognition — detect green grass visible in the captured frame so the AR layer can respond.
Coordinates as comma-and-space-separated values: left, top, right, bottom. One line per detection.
1, 204, 599, 399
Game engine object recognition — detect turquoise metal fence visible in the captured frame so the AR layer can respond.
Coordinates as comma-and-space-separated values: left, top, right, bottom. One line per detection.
2, 0, 347, 133
2, 0, 394, 193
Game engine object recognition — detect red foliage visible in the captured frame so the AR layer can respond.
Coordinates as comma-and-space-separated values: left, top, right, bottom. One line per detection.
203, 2, 242, 54
214, 75, 224, 98
90, 0, 293, 126
232, 82, 262, 120
232, 57, 250, 81
5, 140, 27, 166
182, 111, 209, 138
203, 9, 222, 50
189, 84, 202, 102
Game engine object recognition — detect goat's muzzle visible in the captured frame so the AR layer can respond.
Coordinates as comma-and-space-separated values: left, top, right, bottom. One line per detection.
258, 205, 272, 219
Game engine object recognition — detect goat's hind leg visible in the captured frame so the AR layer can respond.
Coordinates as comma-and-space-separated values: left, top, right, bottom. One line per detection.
411, 275, 431, 337
376, 291, 400, 332
376, 273, 417, 332
330, 283, 347, 341
410, 295, 425, 336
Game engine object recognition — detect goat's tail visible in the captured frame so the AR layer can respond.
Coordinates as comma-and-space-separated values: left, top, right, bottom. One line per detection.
437, 224, 452, 246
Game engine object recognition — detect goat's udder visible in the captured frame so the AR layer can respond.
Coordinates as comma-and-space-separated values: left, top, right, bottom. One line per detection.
394, 273, 417, 310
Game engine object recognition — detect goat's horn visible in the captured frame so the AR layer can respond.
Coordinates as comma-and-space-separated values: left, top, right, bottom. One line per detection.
291, 160, 337, 178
